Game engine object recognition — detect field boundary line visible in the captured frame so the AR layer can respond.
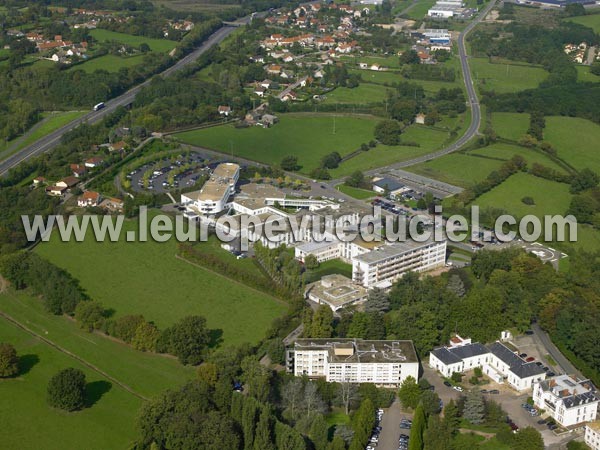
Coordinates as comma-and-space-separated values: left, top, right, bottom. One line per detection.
0, 304, 149, 401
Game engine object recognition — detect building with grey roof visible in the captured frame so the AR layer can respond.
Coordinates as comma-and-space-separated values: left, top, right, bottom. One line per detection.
534, 375, 599, 427
287, 338, 419, 386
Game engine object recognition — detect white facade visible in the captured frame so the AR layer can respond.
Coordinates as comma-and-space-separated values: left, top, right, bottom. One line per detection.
533, 375, 599, 428
288, 339, 419, 387
585, 422, 600, 450
181, 163, 239, 215
352, 240, 446, 288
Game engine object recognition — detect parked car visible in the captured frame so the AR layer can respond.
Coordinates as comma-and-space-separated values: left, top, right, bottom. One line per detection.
519, 353, 527, 358
489, 389, 500, 394
537, 419, 547, 425
525, 330, 534, 335
452, 386, 463, 392
547, 371, 556, 377
526, 357, 535, 362
443, 381, 452, 387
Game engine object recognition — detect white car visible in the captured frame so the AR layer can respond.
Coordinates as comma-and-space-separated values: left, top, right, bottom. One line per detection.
452, 386, 463, 392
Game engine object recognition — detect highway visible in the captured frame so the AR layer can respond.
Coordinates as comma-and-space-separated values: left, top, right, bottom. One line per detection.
0, 23, 240, 177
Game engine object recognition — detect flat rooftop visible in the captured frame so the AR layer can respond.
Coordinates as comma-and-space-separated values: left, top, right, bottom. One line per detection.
238, 182, 284, 200
212, 162, 239, 179
292, 338, 418, 364
354, 239, 445, 264
305, 274, 368, 308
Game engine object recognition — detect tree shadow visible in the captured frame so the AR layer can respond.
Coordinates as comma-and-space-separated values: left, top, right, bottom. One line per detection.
85, 380, 112, 408
209, 328, 223, 348
18, 354, 40, 376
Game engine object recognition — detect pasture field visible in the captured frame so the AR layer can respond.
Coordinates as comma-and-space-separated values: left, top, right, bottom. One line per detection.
341, 54, 403, 69
469, 143, 568, 172
565, 13, 600, 33
323, 83, 392, 104
543, 116, 600, 173
0, 315, 142, 450
472, 172, 572, 219
75, 54, 147, 73
89, 29, 177, 53
470, 58, 548, 93
175, 114, 380, 174
349, 69, 460, 94
152, 0, 239, 12
576, 65, 600, 83
405, 0, 437, 19
330, 125, 453, 177
35, 216, 287, 346
491, 112, 529, 140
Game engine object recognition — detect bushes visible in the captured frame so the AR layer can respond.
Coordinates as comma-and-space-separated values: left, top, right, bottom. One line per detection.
374, 119, 402, 145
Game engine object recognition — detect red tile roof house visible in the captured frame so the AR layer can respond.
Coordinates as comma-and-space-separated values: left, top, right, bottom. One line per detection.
84, 156, 104, 168
45, 184, 68, 196
56, 176, 80, 190
77, 191, 101, 207
218, 105, 232, 116
70, 163, 87, 178
33, 176, 46, 186
109, 140, 127, 152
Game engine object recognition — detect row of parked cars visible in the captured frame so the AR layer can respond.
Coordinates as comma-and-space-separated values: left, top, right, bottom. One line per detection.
518, 353, 556, 377
398, 432, 409, 450
371, 198, 412, 216
365, 408, 384, 450
521, 403, 540, 417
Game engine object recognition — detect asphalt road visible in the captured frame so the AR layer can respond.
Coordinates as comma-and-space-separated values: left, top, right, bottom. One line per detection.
0, 23, 241, 177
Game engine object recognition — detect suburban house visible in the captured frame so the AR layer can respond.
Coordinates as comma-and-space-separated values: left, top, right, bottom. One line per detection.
99, 197, 124, 213
281, 91, 298, 102
109, 141, 127, 152
585, 422, 600, 450
415, 113, 426, 125
33, 176, 46, 186
533, 375, 599, 428
286, 338, 419, 386
84, 156, 104, 168
70, 163, 87, 178
46, 185, 68, 196
56, 176, 80, 190
267, 64, 282, 75
254, 86, 267, 97
77, 191, 101, 207
429, 339, 547, 392
218, 105, 232, 116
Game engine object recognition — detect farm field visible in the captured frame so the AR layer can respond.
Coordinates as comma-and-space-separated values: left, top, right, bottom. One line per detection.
543, 116, 600, 172
405, 0, 436, 19
35, 216, 287, 346
0, 315, 142, 450
565, 13, 600, 33
349, 69, 460, 94
323, 83, 392, 104
469, 143, 568, 173
576, 65, 600, 83
175, 114, 380, 174
330, 125, 453, 178
473, 172, 572, 220
470, 58, 548, 93
74, 54, 147, 73
89, 29, 177, 53
491, 112, 529, 140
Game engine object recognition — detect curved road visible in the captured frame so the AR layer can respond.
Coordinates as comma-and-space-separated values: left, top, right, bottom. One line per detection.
0, 23, 240, 177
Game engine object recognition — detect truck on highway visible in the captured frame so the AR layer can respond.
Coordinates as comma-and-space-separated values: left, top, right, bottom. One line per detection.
93, 102, 105, 111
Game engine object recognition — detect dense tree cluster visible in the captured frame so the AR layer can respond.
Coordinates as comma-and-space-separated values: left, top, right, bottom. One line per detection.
47, 368, 86, 412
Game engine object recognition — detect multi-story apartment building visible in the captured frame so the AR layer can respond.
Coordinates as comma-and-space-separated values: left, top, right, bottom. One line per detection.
533, 375, 599, 427
352, 239, 447, 288
287, 338, 419, 387
181, 162, 239, 215
585, 421, 600, 450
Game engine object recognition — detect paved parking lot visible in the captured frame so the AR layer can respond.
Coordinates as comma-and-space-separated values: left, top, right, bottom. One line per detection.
377, 400, 412, 450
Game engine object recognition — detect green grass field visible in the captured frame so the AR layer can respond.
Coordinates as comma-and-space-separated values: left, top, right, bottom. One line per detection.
323, 83, 392, 104
471, 58, 548, 93
473, 172, 572, 219
491, 112, 529, 140
565, 13, 600, 33
0, 111, 85, 160
405, 0, 437, 19
175, 114, 380, 174
0, 315, 143, 450
330, 125, 453, 178
35, 216, 287, 346
89, 29, 177, 53
74, 54, 147, 73
543, 116, 600, 173
336, 185, 375, 199
341, 55, 403, 69
349, 68, 459, 94
576, 64, 600, 83
469, 143, 567, 172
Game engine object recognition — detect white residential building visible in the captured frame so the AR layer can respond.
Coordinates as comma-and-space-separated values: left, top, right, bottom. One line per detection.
352, 239, 446, 288
287, 338, 419, 386
429, 339, 546, 391
181, 163, 239, 216
533, 375, 599, 428
585, 421, 600, 450
305, 274, 369, 311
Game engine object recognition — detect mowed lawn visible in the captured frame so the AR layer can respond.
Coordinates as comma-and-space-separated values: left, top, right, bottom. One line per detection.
565, 13, 600, 33
75, 54, 147, 73
175, 114, 380, 174
89, 29, 177, 53
35, 217, 287, 346
0, 315, 143, 450
543, 116, 600, 173
473, 172, 572, 219
331, 125, 453, 177
471, 58, 548, 93
323, 83, 392, 104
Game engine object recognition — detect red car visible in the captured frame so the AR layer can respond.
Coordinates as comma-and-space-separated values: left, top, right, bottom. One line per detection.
526, 357, 535, 362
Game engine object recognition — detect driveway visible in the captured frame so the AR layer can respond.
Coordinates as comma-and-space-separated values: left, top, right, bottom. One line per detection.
377, 400, 410, 450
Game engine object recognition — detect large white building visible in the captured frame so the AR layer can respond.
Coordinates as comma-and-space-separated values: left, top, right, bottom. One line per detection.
287, 338, 419, 386
181, 162, 240, 215
533, 375, 599, 428
352, 239, 447, 288
585, 421, 600, 450
429, 339, 546, 392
